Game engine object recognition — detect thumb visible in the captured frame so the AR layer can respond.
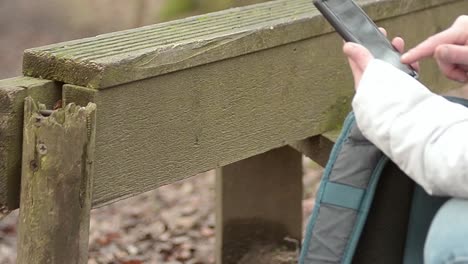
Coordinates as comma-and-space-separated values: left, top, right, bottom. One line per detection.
343, 42, 373, 70
435, 44, 468, 65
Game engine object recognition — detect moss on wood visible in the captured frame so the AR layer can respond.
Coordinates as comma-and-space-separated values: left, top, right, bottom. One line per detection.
17, 98, 96, 264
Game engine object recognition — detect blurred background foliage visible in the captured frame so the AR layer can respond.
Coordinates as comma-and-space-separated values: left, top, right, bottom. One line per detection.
0, 0, 270, 78
159, 0, 269, 21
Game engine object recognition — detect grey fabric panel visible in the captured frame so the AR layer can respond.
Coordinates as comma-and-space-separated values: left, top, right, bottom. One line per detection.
305, 204, 358, 263
348, 123, 368, 143
329, 124, 383, 188
352, 162, 414, 264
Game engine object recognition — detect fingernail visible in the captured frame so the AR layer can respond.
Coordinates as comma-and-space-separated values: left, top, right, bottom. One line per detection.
343, 42, 356, 53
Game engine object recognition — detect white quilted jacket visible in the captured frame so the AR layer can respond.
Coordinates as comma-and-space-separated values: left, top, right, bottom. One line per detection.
353, 59, 468, 198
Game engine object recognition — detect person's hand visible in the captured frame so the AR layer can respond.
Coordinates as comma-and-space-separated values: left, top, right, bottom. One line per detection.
343, 28, 415, 89
343, 42, 372, 89
401, 15, 468, 83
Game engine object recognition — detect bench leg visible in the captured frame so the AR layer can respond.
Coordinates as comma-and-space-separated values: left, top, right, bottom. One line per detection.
17, 98, 96, 264
215, 146, 303, 264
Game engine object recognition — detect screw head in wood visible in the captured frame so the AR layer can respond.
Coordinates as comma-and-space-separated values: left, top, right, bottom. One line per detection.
37, 143, 48, 155
29, 160, 39, 172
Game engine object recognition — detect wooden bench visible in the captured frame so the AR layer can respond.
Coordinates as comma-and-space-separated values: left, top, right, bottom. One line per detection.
1, 0, 467, 262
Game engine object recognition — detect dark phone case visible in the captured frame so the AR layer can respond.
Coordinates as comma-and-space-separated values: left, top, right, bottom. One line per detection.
313, 0, 418, 78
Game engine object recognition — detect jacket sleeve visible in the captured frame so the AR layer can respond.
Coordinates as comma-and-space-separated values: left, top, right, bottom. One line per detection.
352, 59, 468, 198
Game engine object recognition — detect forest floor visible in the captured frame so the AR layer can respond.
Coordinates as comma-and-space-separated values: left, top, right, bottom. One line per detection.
0, 160, 322, 264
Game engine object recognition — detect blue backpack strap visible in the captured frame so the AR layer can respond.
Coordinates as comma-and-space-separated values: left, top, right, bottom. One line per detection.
300, 96, 468, 264
300, 112, 388, 264
444, 95, 468, 107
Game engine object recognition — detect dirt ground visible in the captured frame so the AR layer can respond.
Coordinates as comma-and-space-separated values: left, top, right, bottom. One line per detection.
0, 162, 321, 264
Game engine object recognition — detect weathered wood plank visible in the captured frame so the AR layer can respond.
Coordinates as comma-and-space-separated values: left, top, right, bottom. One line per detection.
62, 30, 349, 207
23, 0, 462, 89
215, 146, 302, 264
17, 98, 96, 264
0, 77, 60, 214
55, 0, 468, 208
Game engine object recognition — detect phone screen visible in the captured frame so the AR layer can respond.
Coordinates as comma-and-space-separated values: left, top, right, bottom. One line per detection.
313, 0, 418, 78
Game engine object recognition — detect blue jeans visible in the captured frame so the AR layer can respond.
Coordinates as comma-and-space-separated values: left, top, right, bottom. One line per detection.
425, 199, 468, 264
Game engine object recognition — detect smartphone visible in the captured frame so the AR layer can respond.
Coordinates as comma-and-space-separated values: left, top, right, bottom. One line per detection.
313, 0, 418, 78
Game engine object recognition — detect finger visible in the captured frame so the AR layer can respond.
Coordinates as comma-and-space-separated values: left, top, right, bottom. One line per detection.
344, 44, 364, 87
347, 58, 359, 72
379, 27, 387, 37
435, 44, 468, 65
392, 37, 405, 53
347, 58, 361, 87
437, 59, 468, 83
391, 37, 421, 72
460, 64, 468, 72
343, 42, 373, 71
345, 45, 360, 73
411, 62, 421, 73
401, 28, 460, 64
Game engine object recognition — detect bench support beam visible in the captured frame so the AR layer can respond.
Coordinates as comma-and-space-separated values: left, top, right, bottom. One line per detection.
289, 133, 338, 168
215, 146, 302, 263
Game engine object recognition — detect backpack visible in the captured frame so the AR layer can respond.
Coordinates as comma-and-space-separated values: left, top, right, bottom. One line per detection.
299, 96, 468, 264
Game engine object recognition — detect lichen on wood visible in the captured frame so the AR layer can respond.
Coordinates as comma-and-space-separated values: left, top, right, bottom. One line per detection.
17, 97, 96, 264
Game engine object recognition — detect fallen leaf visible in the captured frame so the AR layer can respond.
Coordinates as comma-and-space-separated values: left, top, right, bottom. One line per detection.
121, 260, 143, 264
96, 232, 121, 246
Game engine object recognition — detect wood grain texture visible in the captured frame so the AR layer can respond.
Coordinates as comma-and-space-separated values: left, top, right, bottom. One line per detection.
215, 146, 302, 264
17, 98, 96, 264
23, 0, 461, 89
0, 77, 60, 213
62, 31, 350, 207
56, 1, 468, 208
